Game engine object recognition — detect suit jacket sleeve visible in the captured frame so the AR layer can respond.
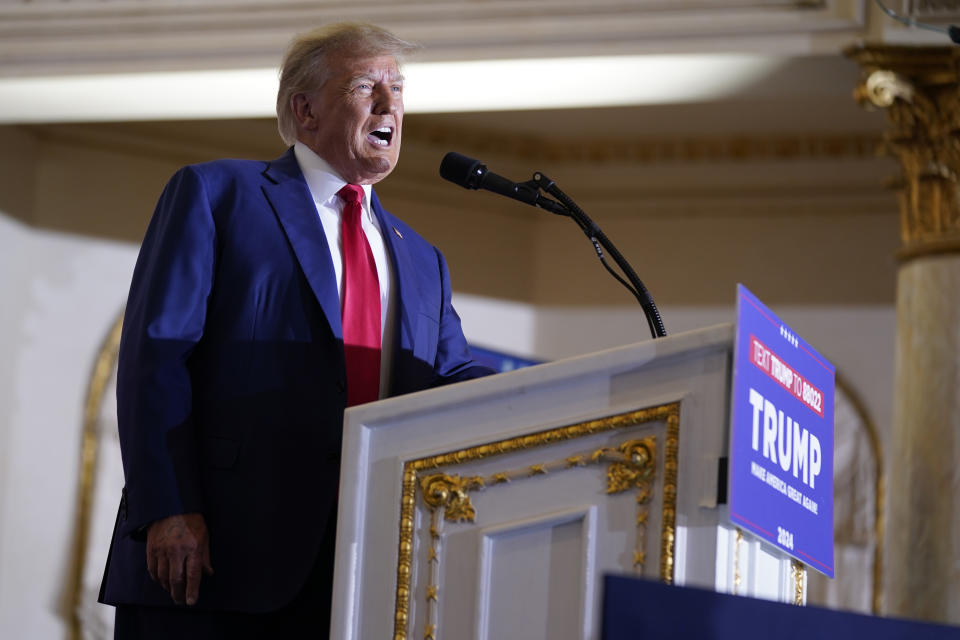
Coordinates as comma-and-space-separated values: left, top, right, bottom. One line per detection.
115, 165, 215, 536
430, 246, 497, 385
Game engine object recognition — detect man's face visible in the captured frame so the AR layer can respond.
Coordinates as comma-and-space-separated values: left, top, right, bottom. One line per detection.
296, 52, 404, 185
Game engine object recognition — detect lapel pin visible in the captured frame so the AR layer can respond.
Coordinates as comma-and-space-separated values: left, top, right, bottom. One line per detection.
393, 227, 403, 239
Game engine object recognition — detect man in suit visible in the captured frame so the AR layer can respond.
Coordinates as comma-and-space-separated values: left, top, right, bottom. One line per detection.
99, 22, 494, 637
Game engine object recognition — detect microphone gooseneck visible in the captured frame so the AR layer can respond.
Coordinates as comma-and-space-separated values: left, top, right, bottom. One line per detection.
439, 152, 668, 340
873, 0, 960, 43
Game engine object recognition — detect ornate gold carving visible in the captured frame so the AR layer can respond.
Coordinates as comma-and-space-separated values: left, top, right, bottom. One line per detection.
392, 403, 681, 640
847, 45, 960, 260
896, 236, 960, 261
606, 439, 655, 494
421, 510, 443, 640
633, 550, 646, 567
529, 464, 548, 476
636, 486, 652, 504
420, 474, 483, 523
413, 127, 883, 166
598, 436, 658, 573
862, 70, 915, 108
792, 560, 806, 605
659, 410, 680, 584
67, 310, 124, 640
396, 465, 418, 639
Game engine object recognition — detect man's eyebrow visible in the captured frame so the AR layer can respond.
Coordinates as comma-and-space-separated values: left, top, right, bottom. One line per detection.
349, 71, 405, 84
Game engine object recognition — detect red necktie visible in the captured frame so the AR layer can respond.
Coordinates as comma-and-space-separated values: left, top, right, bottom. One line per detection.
337, 184, 381, 406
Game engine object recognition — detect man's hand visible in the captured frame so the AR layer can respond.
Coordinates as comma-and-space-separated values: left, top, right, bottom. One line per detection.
146, 512, 214, 606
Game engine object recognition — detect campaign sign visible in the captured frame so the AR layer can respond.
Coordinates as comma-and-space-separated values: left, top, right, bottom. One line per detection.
728, 285, 835, 577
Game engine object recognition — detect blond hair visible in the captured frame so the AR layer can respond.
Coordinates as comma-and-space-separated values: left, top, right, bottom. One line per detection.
276, 23, 419, 145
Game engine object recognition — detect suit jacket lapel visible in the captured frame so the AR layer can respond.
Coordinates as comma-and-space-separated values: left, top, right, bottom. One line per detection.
371, 191, 420, 358
261, 148, 343, 341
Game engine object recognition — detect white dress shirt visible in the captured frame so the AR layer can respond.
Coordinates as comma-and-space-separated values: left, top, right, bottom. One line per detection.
293, 141, 396, 399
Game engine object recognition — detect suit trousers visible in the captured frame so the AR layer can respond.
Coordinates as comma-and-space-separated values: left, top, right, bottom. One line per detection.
113, 512, 337, 640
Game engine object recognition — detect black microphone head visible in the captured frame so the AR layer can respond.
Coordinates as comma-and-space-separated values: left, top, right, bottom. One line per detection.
950, 24, 960, 44
439, 152, 486, 189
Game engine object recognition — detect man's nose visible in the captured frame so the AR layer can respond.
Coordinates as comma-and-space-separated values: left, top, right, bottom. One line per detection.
373, 86, 400, 114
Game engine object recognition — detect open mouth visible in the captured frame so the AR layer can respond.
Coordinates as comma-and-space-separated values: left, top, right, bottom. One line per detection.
367, 126, 394, 147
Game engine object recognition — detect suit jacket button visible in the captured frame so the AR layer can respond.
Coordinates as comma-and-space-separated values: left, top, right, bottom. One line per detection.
336, 380, 346, 393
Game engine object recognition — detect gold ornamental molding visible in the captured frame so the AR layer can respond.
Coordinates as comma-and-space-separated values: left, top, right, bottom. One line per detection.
792, 560, 806, 605
65, 309, 124, 640
393, 403, 680, 640
415, 436, 658, 639
411, 127, 885, 166
29, 121, 886, 170
846, 44, 960, 261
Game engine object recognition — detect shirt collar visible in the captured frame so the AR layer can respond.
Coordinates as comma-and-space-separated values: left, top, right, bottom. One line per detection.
293, 141, 374, 219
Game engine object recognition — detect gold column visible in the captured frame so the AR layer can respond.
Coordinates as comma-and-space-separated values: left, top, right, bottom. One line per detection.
847, 44, 960, 624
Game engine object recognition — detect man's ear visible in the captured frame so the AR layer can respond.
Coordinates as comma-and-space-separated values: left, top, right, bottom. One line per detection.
291, 93, 318, 131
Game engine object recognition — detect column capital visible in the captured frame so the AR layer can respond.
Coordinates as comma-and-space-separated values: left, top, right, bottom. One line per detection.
846, 44, 960, 260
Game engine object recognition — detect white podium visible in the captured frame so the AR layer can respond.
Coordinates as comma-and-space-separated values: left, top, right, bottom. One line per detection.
330, 324, 804, 640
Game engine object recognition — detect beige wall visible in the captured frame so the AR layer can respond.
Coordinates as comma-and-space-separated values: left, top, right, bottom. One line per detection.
0, 127, 38, 225
526, 210, 900, 306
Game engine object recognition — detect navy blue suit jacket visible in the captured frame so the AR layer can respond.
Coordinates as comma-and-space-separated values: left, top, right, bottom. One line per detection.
99, 148, 492, 612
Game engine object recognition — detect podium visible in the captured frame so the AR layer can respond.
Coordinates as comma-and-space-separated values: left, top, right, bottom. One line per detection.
330, 324, 805, 640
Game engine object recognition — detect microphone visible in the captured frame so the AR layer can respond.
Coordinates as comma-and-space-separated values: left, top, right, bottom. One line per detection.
438, 151, 668, 339
439, 152, 568, 215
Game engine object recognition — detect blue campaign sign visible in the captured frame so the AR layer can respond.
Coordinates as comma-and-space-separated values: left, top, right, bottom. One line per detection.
728, 285, 835, 577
